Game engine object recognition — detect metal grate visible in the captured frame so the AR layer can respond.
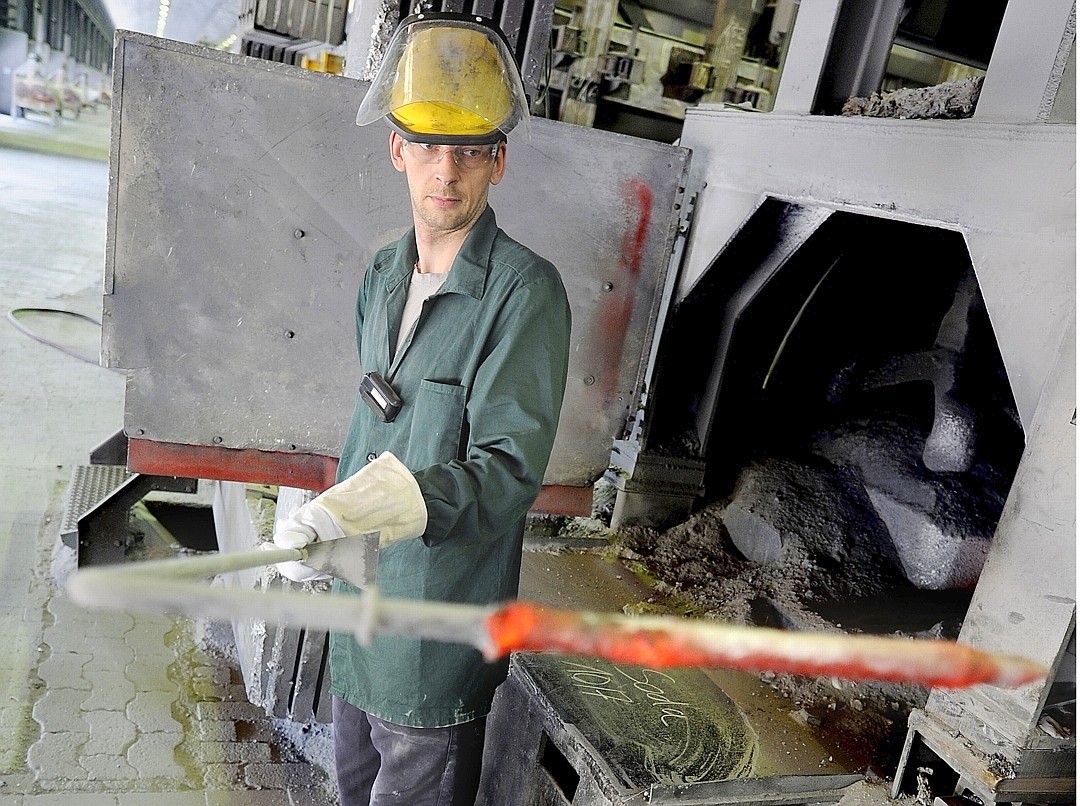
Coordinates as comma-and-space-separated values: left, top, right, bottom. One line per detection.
59, 464, 132, 546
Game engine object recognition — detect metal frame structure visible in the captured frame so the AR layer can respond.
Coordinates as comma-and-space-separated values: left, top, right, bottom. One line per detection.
102, 31, 689, 506
1, 0, 113, 68
610, 0, 1075, 801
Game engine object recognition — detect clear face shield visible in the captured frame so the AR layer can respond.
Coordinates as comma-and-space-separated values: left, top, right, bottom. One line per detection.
355, 13, 532, 145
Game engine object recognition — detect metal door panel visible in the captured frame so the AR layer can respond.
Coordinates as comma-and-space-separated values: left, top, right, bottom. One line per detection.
104, 32, 690, 487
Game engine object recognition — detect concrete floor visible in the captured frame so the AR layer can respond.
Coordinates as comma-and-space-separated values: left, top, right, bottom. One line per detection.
0, 107, 338, 804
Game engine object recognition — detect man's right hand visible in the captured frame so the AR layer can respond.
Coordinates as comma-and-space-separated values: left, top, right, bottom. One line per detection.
261, 537, 329, 583
267, 451, 428, 582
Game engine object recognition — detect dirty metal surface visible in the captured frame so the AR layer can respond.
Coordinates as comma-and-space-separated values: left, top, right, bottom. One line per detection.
520, 653, 756, 794
677, 110, 1075, 433
915, 326, 1076, 771
60, 464, 131, 545
515, 548, 867, 802
103, 32, 689, 488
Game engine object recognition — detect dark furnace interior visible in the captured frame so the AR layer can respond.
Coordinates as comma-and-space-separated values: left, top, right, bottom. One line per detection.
589, 201, 1026, 775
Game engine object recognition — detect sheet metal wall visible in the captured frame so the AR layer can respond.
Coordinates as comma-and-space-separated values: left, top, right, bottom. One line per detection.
674, 106, 1075, 782
103, 32, 689, 488
676, 111, 1075, 433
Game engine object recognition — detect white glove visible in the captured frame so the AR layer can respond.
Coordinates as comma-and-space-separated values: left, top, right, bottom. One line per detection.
270, 451, 428, 580
261, 539, 329, 583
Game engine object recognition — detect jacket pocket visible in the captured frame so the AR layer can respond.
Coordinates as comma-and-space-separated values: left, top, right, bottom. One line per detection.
405, 379, 466, 469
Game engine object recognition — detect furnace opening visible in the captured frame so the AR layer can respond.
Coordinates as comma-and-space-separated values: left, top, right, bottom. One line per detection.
614, 200, 1026, 770
647, 200, 1023, 601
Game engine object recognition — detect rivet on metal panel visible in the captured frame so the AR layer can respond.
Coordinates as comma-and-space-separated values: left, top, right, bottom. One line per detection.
285, 330, 296, 339
583, 376, 595, 386
602, 282, 614, 292
213, 436, 223, 444
294, 229, 305, 239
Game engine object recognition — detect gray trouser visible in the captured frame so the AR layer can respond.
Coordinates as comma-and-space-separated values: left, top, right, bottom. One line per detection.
332, 695, 487, 806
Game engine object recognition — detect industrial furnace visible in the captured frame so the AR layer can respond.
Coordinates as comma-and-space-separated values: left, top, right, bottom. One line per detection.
86, 1, 1074, 804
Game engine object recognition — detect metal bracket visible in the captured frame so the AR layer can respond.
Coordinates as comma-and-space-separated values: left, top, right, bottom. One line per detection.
892, 709, 1076, 805
676, 187, 697, 237
60, 464, 199, 566
89, 428, 128, 466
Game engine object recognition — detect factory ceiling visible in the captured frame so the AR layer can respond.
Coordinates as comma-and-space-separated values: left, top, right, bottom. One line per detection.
101, 0, 242, 47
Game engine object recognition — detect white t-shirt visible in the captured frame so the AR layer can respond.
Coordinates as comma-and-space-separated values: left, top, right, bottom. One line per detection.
394, 268, 448, 359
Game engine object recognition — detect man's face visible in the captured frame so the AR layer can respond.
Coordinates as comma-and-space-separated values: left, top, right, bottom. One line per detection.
389, 132, 506, 238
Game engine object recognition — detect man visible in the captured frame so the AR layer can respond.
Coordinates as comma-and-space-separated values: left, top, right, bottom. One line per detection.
271, 12, 572, 806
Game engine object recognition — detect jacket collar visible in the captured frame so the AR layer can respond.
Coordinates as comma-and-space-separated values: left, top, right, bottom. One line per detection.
384, 206, 497, 301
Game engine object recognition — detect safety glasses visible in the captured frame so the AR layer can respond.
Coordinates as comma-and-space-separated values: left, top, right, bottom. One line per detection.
402, 141, 500, 170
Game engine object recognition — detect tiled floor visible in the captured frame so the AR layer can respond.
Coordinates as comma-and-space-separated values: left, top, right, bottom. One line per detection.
0, 106, 338, 804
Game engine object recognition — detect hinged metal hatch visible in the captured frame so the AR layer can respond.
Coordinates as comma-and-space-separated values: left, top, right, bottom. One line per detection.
103, 32, 691, 497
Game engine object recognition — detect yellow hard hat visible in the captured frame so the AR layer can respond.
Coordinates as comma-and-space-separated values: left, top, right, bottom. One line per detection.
356, 13, 531, 144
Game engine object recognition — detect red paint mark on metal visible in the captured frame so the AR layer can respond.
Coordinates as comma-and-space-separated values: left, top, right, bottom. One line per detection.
620, 178, 653, 277
531, 485, 593, 517
592, 178, 653, 402
128, 439, 591, 514
128, 438, 339, 491
484, 602, 1047, 689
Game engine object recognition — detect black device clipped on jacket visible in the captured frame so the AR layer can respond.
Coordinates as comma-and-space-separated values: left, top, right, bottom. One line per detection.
359, 372, 402, 423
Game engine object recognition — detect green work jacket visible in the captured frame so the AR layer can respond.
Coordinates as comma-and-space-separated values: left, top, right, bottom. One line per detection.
329, 206, 572, 728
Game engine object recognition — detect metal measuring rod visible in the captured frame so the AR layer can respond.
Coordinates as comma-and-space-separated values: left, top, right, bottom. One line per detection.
65, 537, 1047, 690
